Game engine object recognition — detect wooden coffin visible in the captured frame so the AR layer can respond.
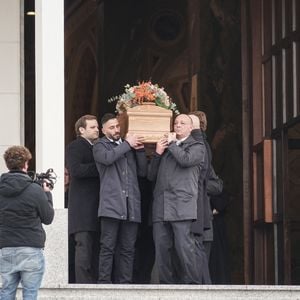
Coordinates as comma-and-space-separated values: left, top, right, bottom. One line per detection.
118, 103, 173, 143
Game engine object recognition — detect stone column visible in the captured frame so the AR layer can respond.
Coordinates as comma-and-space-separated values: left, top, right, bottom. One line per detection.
35, 0, 68, 286
35, 0, 64, 209
0, 0, 21, 171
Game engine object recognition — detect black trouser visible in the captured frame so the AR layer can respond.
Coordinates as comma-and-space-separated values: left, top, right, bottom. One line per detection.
68, 234, 76, 283
73, 231, 100, 283
132, 226, 155, 283
153, 221, 201, 284
195, 235, 212, 284
98, 217, 138, 283
204, 241, 212, 261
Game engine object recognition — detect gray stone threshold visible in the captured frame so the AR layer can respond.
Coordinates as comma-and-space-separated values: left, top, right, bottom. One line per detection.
14, 284, 300, 300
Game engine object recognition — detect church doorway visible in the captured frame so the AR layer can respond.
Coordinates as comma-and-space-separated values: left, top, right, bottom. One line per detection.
64, 0, 243, 284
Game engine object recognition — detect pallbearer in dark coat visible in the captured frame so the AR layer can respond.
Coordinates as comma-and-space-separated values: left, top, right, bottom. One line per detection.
93, 113, 147, 284
189, 111, 223, 284
66, 115, 100, 283
188, 114, 210, 284
148, 114, 206, 284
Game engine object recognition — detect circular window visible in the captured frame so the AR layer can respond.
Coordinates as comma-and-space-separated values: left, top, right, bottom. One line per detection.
150, 11, 183, 44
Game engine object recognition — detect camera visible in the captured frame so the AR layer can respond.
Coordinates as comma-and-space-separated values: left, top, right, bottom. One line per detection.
29, 168, 57, 190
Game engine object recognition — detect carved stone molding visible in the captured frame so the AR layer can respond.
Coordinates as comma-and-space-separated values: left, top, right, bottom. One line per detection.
65, 1, 97, 40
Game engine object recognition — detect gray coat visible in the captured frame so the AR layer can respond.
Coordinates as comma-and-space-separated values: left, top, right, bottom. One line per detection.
93, 137, 147, 223
148, 135, 206, 222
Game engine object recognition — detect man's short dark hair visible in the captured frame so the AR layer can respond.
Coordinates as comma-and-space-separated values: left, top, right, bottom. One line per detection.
4, 146, 32, 171
74, 115, 97, 136
101, 113, 117, 126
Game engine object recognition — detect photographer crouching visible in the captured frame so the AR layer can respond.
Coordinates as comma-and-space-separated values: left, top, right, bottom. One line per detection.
0, 146, 54, 300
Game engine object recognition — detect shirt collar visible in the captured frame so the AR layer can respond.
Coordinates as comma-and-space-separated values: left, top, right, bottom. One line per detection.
176, 136, 188, 145
81, 137, 94, 145
107, 137, 122, 145
79, 135, 94, 146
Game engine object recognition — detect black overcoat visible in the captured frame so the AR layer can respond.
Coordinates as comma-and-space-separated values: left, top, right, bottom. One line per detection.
66, 136, 100, 234
190, 129, 209, 235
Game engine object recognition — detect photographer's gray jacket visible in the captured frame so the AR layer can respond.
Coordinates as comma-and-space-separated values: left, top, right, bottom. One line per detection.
148, 135, 206, 222
0, 171, 54, 249
93, 137, 147, 222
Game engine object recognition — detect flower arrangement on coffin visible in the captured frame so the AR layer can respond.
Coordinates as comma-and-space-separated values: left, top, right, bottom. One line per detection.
108, 81, 180, 115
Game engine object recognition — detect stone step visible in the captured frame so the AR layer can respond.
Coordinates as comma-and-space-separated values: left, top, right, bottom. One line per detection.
14, 284, 300, 300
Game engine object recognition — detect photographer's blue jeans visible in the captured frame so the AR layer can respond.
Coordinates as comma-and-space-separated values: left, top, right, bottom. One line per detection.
0, 247, 45, 300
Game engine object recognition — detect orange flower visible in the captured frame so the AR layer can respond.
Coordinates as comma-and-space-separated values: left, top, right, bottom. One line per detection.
133, 81, 156, 104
